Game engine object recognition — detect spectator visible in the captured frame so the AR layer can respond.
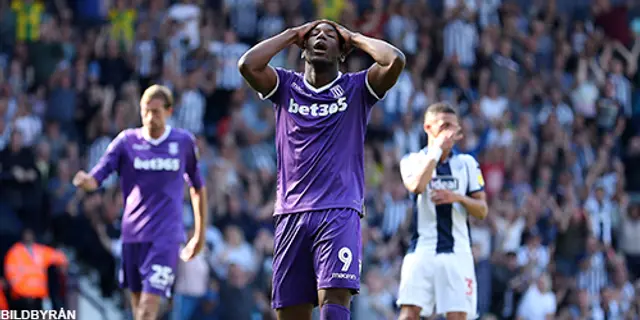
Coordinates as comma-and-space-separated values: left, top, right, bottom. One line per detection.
443, 0, 479, 69
576, 237, 610, 303
4, 229, 67, 311
11, 0, 45, 43
172, 68, 205, 135
167, 0, 201, 50
172, 228, 210, 320
516, 273, 556, 320
584, 184, 614, 246
355, 267, 395, 320
108, 0, 136, 46
558, 289, 601, 319
516, 232, 550, 278
218, 263, 255, 320
208, 30, 250, 93
621, 204, 640, 281
212, 225, 256, 279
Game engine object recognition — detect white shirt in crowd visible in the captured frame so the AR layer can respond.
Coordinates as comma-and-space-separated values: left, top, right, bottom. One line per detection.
208, 41, 250, 90
470, 224, 492, 260
443, 0, 479, 67
620, 214, 640, 255
583, 196, 613, 246
173, 89, 205, 135
88, 136, 117, 188
210, 241, 256, 279
487, 127, 514, 147
496, 216, 525, 253
175, 250, 210, 297
516, 285, 556, 320
393, 125, 422, 160
480, 95, 508, 121
135, 39, 156, 77
537, 103, 574, 128
477, 0, 502, 28
383, 71, 413, 115
167, 3, 201, 49
14, 113, 41, 147
517, 244, 550, 277
571, 81, 599, 118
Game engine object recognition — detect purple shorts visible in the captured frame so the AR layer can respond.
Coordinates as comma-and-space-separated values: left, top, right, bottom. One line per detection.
119, 241, 180, 298
271, 208, 362, 309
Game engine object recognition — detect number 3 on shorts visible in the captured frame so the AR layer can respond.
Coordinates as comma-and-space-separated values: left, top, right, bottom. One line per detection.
465, 277, 473, 296
338, 247, 352, 272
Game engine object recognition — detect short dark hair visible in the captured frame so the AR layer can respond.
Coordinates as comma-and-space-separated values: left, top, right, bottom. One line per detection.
424, 102, 458, 121
141, 85, 174, 109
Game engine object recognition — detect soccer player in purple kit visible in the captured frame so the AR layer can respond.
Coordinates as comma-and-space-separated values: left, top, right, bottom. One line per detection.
72, 85, 207, 320
238, 20, 405, 320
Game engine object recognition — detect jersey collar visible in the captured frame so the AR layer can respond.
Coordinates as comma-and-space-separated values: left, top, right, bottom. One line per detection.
303, 72, 343, 93
141, 125, 172, 146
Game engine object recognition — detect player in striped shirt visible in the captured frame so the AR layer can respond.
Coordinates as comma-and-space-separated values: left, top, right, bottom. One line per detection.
397, 102, 488, 320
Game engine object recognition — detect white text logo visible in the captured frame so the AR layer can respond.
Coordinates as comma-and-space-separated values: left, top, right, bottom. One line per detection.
331, 272, 357, 280
132, 144, 150, 150
288, 97, 348, 117
429, 176, 459, 191
0, 310, 76, 320
291, 83, 313, 97
133, 157, 180, 171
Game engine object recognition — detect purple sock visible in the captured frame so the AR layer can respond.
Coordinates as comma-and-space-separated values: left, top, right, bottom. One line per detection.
320, 304, 350, 320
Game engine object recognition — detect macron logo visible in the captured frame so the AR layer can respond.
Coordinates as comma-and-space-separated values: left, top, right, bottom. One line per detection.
288, 97, 348, 117
132, 144, 150, 150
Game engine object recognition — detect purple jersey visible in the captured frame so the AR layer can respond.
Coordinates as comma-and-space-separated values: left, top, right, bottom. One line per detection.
90, 126, 203, 243
260, 68, 382, 214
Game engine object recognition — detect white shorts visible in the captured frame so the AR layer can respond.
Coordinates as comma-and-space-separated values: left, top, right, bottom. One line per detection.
396, 249, 477, 319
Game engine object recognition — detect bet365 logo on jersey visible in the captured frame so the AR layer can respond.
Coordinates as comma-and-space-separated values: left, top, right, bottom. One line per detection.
429, 176, 459, 190
134, 157, 180, 171
288, 97, 348, 117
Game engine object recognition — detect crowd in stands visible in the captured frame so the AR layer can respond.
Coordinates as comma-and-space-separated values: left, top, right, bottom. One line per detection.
1, 0, 640, 319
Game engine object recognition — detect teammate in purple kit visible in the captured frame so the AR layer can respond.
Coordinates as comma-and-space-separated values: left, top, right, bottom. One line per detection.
72, 85, 207, 320
238, 20, 405, 320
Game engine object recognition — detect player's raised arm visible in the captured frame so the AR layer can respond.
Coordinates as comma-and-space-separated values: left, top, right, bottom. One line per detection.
238, 22, 319, 97
400, 129, 458, 194
330, 22, 406, 99
73, 132, 125, 192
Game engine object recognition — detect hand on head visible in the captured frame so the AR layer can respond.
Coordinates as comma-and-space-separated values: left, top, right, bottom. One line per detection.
293, 21, 321, 48
321, 20, 355, 55
293, 20, 354, 59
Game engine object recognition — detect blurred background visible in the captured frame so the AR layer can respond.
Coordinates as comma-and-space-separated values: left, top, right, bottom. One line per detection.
0, 0, 639, 319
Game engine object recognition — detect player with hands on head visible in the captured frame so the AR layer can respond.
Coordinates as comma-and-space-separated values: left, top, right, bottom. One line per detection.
397, 102, 488, 320
73, 85, 207, 320
239, 19, 405, 320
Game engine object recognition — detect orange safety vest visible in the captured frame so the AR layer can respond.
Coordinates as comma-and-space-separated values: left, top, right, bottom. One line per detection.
0, 282, 7, 310
4, 243, 68, 299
